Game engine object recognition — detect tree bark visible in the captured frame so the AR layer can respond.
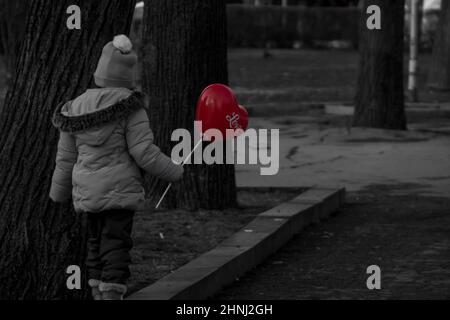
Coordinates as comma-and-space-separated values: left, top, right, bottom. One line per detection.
0, 0, 135, 300
427, 0, 450, 90
0, 0, 27, 81
142, 0, 237, 210
353, 0, 407, 130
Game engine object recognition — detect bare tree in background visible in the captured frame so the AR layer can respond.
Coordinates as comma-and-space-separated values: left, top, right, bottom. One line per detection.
427, 0, 450, 90
353, 0, 407, 130
0, 0, 135, 300
142, 0, 237, 210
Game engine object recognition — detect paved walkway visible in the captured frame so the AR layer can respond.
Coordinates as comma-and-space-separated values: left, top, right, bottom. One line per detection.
216, 185, 450, 300
236, 114, 450, 197
225, 112, 450, 299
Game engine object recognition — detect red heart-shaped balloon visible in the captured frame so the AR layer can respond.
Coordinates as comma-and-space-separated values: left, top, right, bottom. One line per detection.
196, 84, 248, 140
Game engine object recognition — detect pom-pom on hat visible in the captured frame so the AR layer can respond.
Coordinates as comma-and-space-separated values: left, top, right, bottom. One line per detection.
113, 35, 133, 54
94, 35, 137, 89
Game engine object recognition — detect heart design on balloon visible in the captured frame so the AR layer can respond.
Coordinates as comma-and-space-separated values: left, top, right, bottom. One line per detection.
196, 84, 248, 140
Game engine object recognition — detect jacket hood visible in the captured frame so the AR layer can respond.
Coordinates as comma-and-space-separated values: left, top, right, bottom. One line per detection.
53, 88, 146, 145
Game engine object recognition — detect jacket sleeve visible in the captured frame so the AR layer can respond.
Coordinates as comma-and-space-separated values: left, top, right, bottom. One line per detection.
49, 131, 77, 203
126, 108, 184, 182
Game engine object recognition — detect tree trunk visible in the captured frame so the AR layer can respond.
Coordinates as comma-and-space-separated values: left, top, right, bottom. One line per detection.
142, 0, 237, 210
427, 0, 450, 90
353, 0, 407, 130
417, 0, 424, 50
0, 0, 27, 81
0, 0, 135, 300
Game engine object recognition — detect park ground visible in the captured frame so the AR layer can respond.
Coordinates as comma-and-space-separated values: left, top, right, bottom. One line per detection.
226, 49, 449, 200
217, 185, 450, 300
221, 49, 450, 299
219, 110, 450, 299
229, 48, 450, 105
1, 49, 449, 298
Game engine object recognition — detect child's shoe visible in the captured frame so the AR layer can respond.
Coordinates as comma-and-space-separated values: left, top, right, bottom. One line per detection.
99, 282, 127, 300
88, 279, 102, 300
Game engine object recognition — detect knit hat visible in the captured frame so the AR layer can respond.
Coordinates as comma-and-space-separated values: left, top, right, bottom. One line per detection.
94, 35, 137, 89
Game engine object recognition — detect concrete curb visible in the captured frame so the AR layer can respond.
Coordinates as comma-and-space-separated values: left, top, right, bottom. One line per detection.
127, 187, 345, 300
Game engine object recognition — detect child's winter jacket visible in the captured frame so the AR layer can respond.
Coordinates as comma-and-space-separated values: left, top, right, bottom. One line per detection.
50, 87, 183, 213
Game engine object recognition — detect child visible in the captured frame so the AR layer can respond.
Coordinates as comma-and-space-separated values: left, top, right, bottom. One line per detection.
49, 35, 184, 300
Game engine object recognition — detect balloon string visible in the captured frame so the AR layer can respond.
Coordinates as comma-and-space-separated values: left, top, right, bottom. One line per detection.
155, 184, 172, 210
155, 138, 203, 209
181, 139, 203, 166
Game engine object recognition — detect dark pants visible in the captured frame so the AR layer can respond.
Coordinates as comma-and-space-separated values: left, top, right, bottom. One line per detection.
85, 209, 134, 284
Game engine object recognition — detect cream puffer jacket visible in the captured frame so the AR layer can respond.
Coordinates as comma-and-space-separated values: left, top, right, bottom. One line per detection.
50, 87, 183, 213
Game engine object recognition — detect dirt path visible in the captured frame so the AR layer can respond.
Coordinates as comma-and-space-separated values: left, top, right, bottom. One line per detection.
216, 184, 450, 300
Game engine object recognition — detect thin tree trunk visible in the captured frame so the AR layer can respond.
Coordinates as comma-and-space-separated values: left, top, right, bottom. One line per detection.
408, 0, 420, 102
142, 0, 237, 210
427, 0, 450, 90
0, 0, 135, 300
417, 0, 424, 50
353, 0, 407, 130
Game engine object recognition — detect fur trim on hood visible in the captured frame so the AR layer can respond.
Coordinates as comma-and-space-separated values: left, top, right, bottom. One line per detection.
99, 282, 127, 294
52, 91, 146, 133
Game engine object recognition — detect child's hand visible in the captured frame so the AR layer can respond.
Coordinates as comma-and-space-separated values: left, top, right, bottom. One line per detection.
49, 184, 72, 203
173, 164, 184, 182
49, 196, 71, 204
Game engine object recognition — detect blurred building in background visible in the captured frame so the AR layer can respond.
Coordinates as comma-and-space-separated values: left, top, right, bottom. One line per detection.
424, 0, 441, 11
